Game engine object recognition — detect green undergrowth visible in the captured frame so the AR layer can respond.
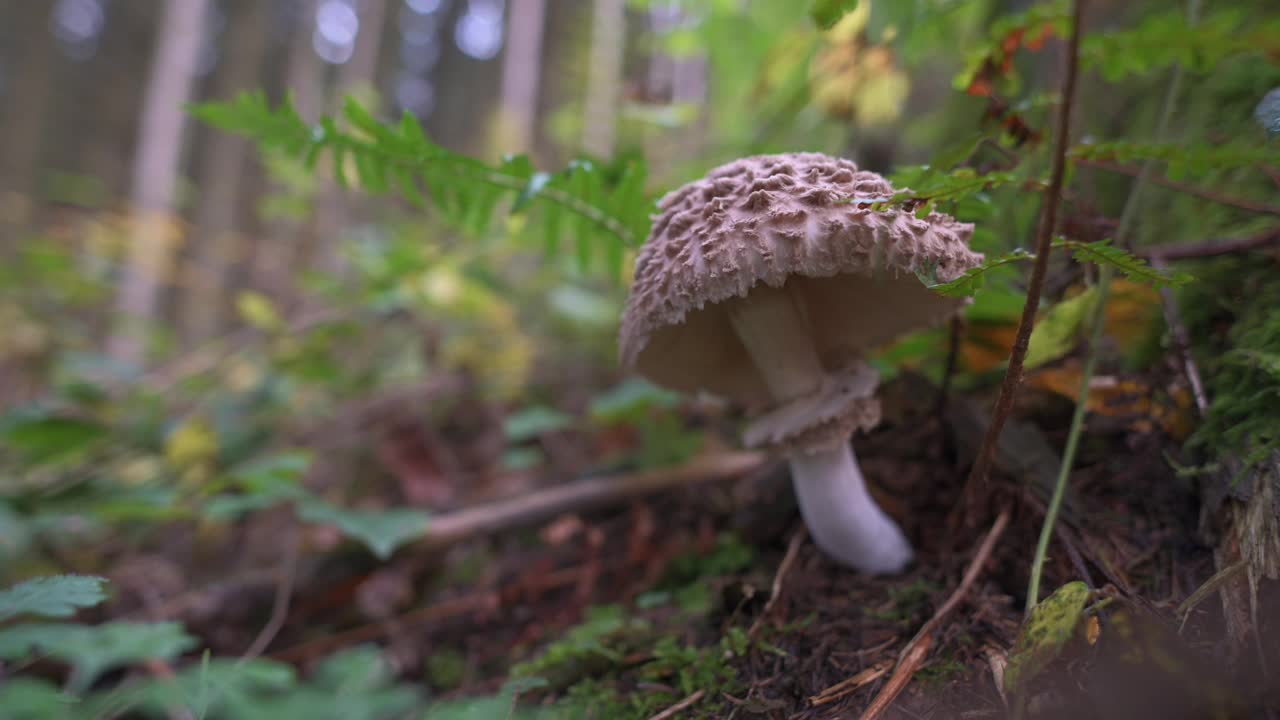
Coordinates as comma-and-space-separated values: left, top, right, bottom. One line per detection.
1180, 254, 1280, 475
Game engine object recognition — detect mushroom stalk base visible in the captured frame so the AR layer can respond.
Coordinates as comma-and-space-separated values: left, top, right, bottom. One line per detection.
789, 443, 913, 574
727, 283, 913, 574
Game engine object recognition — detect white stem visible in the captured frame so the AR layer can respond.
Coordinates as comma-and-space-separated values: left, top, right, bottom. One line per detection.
727, 284, 913, 574
789, 443, 913, 574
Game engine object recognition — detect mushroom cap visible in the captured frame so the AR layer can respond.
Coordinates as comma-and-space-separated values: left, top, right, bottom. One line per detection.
619, 152, 984, 408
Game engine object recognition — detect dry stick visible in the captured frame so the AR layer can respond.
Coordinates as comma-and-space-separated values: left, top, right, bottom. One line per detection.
1151, 256, 1210, 414
809, 659, 893, 707
859, 507, 1011, 720
240, 526, 301, 661
1074, 158, 1280, 217
413, 451, 768, 551
646, 689, 707, 720
962, 0, 1086, 512
747, 527, 807, 641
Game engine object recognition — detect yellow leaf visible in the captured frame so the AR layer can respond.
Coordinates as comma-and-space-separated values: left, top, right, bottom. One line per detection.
235, 291, 282, 332
165, 418, 219, 471
1006, 581, 1090, 694
1025, 286, 1099, 369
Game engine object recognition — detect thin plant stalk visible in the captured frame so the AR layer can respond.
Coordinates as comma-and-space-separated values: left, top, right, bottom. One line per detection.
1024, 0, 1201, 612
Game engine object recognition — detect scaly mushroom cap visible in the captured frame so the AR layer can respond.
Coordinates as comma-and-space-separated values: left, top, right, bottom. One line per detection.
619, 152, 983, 409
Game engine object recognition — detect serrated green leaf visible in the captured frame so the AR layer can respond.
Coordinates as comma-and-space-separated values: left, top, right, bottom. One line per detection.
0, 622, 197, 693
1055, 239, 1190, 288
0, 575, 109, 621
1006, 581, 1090, 694
296, 500, 430, 560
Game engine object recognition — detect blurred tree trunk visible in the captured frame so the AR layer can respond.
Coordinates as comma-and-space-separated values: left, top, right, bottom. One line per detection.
108, 0, 211, 365
496, 0, 547, 156
250, 0, 323, 305
312, 0, 387, 280
180, 0, 272, 344
0, 3, 54, 248
581, 0, 626, 158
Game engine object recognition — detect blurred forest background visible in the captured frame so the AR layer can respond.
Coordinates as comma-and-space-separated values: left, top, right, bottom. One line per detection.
2, 0, 1280, 718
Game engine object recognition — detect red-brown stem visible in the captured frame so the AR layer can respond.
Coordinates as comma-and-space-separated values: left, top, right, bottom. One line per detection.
1076, 158, 1280, 217
1136, 226, 1280, 260
963, 0, 1086, 512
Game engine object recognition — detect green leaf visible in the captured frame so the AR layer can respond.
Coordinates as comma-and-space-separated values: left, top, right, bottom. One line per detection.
89, 657, 297, 719
1, 415, 107, 465
296, 500, 430, 560
0, 575, 109, 621
810, 0, 860, 29
504, 406, 576, 442
0, 678, 80, 719
1025, 287, 1100, 369
1006, 581, 1090, 694
589, 378, 683, 424
0, 621, 197, 693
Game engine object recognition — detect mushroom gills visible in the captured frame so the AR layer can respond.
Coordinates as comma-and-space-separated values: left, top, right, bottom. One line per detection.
726, 283, 914, 574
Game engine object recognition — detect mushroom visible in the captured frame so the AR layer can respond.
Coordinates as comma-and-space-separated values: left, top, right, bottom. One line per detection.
619, 153, 984, 574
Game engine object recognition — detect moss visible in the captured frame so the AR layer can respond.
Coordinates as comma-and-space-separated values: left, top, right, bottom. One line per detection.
1180, 255, 1280, 474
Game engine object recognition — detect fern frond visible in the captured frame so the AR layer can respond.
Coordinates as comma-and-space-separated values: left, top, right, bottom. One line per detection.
1053, 239, 1191, 289
919, 249, 1035, 297
1082, 9, 1280, 80
191, 92, 654, 277
1071, 141, 1280, 178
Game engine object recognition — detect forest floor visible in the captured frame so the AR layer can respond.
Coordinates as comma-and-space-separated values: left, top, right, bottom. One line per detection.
95, 368, 1280, 719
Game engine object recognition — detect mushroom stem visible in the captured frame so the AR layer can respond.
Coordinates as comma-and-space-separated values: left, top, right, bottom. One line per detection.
727, 283, 913, 574
789, 443, 914, 574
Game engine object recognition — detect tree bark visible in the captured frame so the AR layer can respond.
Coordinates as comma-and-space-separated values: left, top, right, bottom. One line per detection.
581, 0, 626, 158
249, 0, 324, 304
496, 0, 547, 155
180, 0, 272, 344
0, 3, 55, 249
312, 0, 387, 280
108, 0, 211, 365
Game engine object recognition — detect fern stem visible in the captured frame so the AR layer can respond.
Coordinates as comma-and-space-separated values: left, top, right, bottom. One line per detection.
962, 0, 1085, 513
1025, 0, 1201, 613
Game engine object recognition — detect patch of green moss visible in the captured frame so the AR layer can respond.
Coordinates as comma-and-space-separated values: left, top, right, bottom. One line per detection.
867, 578, 940, 626
1180, 255, 1280, 474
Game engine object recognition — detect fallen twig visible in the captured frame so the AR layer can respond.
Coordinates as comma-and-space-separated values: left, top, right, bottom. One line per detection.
646, 689, 706, 720
859, 507, 1012, 720
747, 527, 807, 641
1176, 559, 1246, 631
809, 659, 894, 707
962, 0, 1086, 519
413, 451, 769, 551
1150, 256, 1210, 414
241, 525, 301, 661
